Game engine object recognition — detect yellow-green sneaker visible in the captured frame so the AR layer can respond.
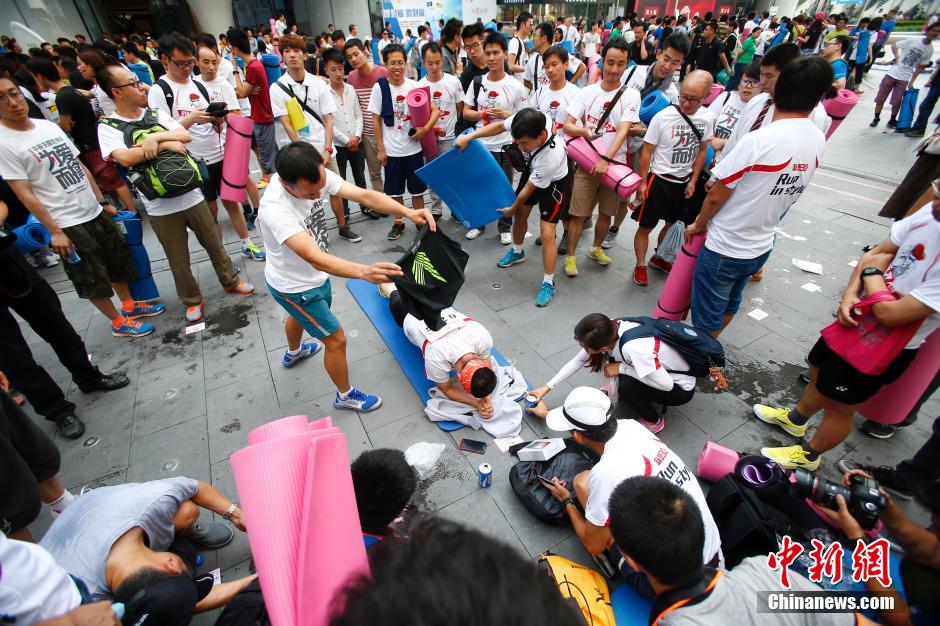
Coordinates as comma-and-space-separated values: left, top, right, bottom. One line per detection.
761, 445, 821, 470
752, 404, 808, 437
564, 256, 578, 277
588, 247, 611, 266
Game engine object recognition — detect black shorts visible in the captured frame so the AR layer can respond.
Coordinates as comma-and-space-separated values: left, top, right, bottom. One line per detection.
807, 338, 918, 405
522, 168, 573, 224
384, 153, 428, 196
632, 173, 689, 229
62, 211, 138, 300
202, 160, 224, 202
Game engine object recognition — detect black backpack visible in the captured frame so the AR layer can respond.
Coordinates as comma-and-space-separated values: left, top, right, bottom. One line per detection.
617, 316, 725, 377
155, 77, 211, 113
509, 448, 596, 525
454, 75, 484, 135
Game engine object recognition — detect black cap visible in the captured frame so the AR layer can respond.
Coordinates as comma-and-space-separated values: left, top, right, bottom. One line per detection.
121, 574, 214, 626
914, 479, 940, 514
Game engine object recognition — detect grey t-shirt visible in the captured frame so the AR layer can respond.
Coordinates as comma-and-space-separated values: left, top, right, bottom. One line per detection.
40, 477, 199, 601
660, 557, 858, 626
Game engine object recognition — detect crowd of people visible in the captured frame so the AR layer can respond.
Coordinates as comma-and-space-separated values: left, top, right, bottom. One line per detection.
1, 6, 939, 626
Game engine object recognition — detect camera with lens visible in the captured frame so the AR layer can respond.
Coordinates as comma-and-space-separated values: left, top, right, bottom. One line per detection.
792, 469, 886, 530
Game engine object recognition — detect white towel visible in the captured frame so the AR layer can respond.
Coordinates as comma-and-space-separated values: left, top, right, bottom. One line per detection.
424, 365, 526, 438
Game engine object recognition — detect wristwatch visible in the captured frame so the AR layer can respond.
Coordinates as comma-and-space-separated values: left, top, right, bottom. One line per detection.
562, 497, 576, 510
222, 502, 240, 520
861, 267, 884, 278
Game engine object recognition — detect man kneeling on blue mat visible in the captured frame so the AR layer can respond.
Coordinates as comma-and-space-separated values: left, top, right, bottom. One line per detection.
257, 141, 435, 413
380, 282, 525, 437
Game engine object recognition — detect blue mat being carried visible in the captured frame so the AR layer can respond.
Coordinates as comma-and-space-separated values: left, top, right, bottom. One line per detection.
610, 583, 653, 625
415, 137, 515, 230
12, 214, 50, 255
639, 90, 671, 125
347, 278, 523, 431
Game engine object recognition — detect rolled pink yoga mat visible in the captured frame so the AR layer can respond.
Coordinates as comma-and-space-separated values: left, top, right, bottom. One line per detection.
823, 89, 859, 140
220, 113, 254, 203
566, 136, 642, 200
696, 440, 739, 482
653, 233, 706, 321
703, 83, 725, 106
407, 86, 438, 159
588, 53, 601, 83
859, 329, 940, 425
247, 415, 332, 445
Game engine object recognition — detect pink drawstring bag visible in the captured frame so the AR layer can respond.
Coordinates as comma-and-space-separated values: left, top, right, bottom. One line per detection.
819, 290, 923, 375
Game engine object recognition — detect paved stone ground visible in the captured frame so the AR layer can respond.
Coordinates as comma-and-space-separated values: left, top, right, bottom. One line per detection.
18, 62, 937, 622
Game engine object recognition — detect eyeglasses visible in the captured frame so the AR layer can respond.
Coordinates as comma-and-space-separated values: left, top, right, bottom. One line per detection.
114, 78, 143, 90
170, 58, 196, 69
679, 94, 703, 104
465, 41, 483, 51
0, 89, 25, 104
740, 79, 760, 87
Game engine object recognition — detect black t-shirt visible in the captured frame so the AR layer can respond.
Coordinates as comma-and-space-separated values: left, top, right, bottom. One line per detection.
629, 40, 654, 65
692, 37, 725, 74
55, 86, 99, 153
459, 61, 488, 92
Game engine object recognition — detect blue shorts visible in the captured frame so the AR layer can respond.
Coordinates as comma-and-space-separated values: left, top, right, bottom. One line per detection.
690, 246, 772, 332
267, 280, 340, 340
384, 152, 428, 196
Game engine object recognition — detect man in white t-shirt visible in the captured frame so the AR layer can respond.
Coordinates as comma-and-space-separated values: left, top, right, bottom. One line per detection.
419, 42, 465, 221
368, 43, 439, 242
270, 34, 362, 243
871, 22, 940, 128
524, 22, 586, 94
582, 22, 602, 58
257, 141, 435, 411
528, 45, 581, 137
563, 38, 640, 277
508, 12, 533, 83
98, 64, 254, 323
686, 55, 831, 337
541, 387, 722, 586
633, 71, 715, 287
0, 76, 162, 339
460, 33, 527, 243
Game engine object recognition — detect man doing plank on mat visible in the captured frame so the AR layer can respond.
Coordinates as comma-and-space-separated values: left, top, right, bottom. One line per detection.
257, 141, 435, 412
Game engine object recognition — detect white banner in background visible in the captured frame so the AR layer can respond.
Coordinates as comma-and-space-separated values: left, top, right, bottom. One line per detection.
462, 0, 499, 24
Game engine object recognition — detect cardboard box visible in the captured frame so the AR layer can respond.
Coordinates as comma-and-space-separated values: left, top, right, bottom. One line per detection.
517, 438, 565, 462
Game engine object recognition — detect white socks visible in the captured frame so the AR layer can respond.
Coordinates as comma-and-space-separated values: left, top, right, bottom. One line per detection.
242, 238, 252, 247
286, 347, 302, 356
46, 489, 77, 515
512, 243, 523, 254
544, 274, 554, 285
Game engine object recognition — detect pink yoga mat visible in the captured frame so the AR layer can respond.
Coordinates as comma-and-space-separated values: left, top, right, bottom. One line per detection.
588, 53, 601, 83
823, 89, 859, 140
703, 83, 725, 106
653, 233, 706, 321
231, 426, 340, 626
247, 415, 333, 445
296, 433, 369, 624
407, 86, 438, 158
696, 440, 739, 482
220, 113, 254, 203
859, 329, 940, 425
566, 136, 642, 199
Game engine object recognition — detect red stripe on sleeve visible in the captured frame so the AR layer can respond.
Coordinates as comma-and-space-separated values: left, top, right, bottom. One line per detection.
719, 158, 792, 185
653, 337, 662, 370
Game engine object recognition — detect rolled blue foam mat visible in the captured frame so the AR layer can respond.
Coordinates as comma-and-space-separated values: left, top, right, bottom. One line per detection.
415, 137, 515, 230
640, 90, 671, 126
610, 583, 653, 624
12, 214, 51, 255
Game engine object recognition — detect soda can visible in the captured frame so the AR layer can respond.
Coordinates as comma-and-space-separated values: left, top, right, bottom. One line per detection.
477, 463, 492, 488
65, 247, 81, 264
524, 393, 538, 410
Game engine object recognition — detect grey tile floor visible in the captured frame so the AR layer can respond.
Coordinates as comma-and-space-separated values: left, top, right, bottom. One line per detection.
17, 65, 937, 623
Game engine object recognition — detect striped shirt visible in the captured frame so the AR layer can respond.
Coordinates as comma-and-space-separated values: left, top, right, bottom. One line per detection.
347, 65, 387, 136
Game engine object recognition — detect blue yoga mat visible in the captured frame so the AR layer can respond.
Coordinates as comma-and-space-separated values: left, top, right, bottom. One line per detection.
415, 137, 515, 230
12, 214, 51, 255
559, 40, 575, 55
640, 90, 671, 126
610, 583, 653, 625
704, 144, 715, 169
346, 278, 523, 431
113, 211, 143, 246
371, 39, 380, 65
896, 88, 918, 130
261, 54, 282, 88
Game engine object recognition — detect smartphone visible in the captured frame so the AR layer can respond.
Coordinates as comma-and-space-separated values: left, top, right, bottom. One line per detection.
536, 474, 554, 485
206, 101, 228, 117
457, 438, 487, 454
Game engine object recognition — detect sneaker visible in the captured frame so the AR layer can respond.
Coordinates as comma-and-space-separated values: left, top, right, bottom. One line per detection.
749, 268, 764, 282
633, 265, 649, 286
601, 229, 618, 249
225, 280, 255, 295
649, 254, 673, 274
497, 248, 526, 268
282, 341, 322, 368
752, 404, 808, 437
77, 372, 131, 393
246, 217, 256, 231
887, 118, 897, 128
859, 417, 915, 439
535, 236, 543, 246
242, 241, 267, 260
334, 387, 382, 412
465, 227, 484, 240
638, 416, 665, 433
339, 225, 362, 242
34, 250, 59, 268
188, 520, 235, 548
500, 232, 512, 245
256, 178, 270, 189
588, 247, 611, 266
387, 221, 406, 240
799, 368, 811, 384
55, 414, 86, 439
186, 301, 206, 322
905, 127, 926, 138
111, 317, 155, 338
835, 460, 914, 500
362, 208, 382, 219
869, 116, 880, 127
761, 445, 821, 470
558, 231, 569, 255
121, 301, 166, 319
564, 256, 578, 277
535, 281, 556, 307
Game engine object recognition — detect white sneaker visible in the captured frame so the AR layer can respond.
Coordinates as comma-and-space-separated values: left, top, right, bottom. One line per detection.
466, 228, 483, 240
500, 232, 512, 245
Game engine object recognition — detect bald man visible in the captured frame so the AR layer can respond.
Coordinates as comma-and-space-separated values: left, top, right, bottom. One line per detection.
631, 70, 715, 286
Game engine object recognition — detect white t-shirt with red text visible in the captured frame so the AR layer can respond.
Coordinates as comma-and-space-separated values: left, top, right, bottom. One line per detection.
886, 204, 940, 349
530, 81, 581, 136
418, 73, 464, 141
566, 82, 641, 162
462, 73, 528, 151
368, 77, 423, 157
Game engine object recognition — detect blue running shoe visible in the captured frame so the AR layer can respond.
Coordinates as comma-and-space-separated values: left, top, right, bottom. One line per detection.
497, 248, 526, 268
242, 242, 266, 260
121, 301, 166, 319
535, 282, 555, 307
111, 317, 155, 338
334, 387, 382, 412
282, 341, 322, 368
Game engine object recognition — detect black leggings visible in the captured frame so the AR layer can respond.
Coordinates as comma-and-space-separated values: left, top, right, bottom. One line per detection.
389, 290, 407, 327
616, 374, 694, 421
